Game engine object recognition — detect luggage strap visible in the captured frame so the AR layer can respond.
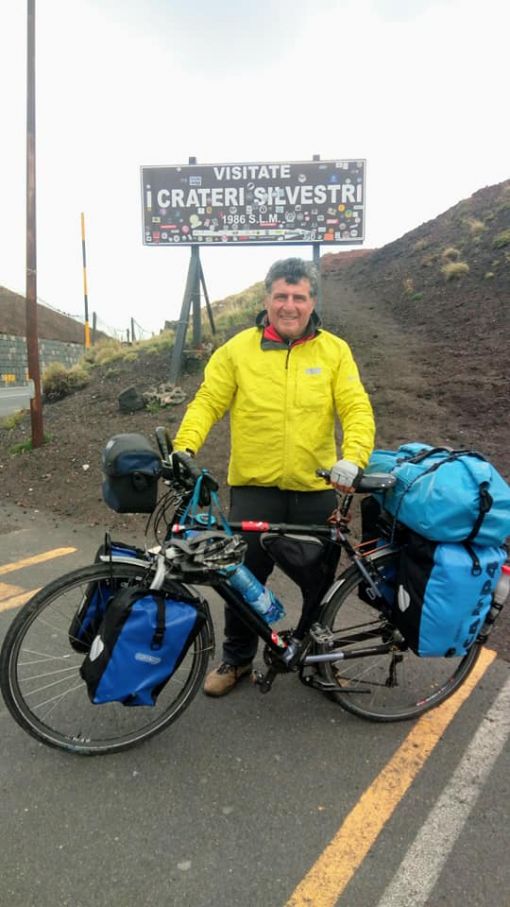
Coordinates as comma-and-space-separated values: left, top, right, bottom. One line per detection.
151, 597, 166, 650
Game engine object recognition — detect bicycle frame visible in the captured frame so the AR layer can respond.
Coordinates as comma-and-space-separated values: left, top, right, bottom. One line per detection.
145, 452, 403, 685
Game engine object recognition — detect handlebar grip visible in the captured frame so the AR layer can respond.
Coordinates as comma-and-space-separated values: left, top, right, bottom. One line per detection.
155, 426, 172, 460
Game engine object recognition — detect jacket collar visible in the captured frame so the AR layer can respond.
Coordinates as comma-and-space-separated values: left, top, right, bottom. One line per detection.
256, 309, 321, 350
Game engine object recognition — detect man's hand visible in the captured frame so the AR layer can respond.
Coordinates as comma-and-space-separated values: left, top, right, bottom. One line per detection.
330, 459, 361, 493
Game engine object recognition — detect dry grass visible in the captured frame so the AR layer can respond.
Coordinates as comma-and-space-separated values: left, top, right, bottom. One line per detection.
441, 261, 470, 281
441, 246, 461, 261
465, 217, 486, 236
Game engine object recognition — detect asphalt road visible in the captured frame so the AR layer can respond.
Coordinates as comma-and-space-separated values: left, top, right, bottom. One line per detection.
0, 383, 33, 418
1, 503, 509, 907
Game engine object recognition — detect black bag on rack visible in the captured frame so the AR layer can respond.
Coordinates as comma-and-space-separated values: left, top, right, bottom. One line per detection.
260, 533, 340, 638
102, 433, 161, 514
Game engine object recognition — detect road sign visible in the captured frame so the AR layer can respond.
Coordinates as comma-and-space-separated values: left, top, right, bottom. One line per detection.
141, 159, 365, 246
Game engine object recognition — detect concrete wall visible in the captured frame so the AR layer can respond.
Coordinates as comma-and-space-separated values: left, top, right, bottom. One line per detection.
0, 334, 83, 386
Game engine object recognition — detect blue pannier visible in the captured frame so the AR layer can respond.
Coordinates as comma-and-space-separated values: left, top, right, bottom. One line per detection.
68, 541, 147, 653
395, 531, 506, 657
80, 586, 205, 706
365, 443, 510, 545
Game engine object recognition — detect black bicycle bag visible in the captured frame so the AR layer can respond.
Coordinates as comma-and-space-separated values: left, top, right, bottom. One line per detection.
102, 433, 161, 514
260, 533, 340, 638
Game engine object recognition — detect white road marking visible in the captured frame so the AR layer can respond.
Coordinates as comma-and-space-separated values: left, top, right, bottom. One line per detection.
377, 676, 510, 907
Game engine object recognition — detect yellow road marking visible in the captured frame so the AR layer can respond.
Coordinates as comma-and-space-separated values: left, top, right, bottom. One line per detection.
286, 646, 496, 907
0, 547, 76, 577
0, 589, 40, 612
0, 582, 25, 601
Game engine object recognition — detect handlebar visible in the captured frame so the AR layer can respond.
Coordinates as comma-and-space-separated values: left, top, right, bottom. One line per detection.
316, 467, 396, 494
154, 429, 219, 506
154, 427, 394, 505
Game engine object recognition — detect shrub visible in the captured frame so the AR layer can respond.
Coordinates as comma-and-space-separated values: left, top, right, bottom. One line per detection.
484, 272, 495, 280
68, 364, 90, 390
441, 261, 470, 281
42, 361, 90, 401
402, 277, 414, 296
493, 230, 510, 249
90, 340, 126, 366
0, 409, 26, 430
465, 217, 486, 236
137, 330, 174, 354
410, 292, 424, 301
441, 246, 461, 261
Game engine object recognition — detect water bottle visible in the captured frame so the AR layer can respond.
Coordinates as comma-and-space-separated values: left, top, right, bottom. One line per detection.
227, 564, 286, 624
494, 564, 510, 605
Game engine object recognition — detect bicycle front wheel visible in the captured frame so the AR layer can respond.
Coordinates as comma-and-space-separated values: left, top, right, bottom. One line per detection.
318, 550, 482, 721
0, 562, 213, 755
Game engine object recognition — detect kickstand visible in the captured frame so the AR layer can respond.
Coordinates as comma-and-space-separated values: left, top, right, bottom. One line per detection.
298, 664, 339, 693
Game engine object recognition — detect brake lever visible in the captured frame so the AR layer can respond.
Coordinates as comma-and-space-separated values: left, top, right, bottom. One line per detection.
171, 452, 220, 505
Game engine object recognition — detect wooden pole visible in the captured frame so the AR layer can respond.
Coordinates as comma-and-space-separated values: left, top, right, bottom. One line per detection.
26, 0, 43, 448
81, 212, 91, 348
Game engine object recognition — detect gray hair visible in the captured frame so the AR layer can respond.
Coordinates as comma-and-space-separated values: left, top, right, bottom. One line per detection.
264, 258, 319, 298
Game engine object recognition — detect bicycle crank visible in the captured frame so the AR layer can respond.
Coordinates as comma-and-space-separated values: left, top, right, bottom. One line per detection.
252, 667, 278, 694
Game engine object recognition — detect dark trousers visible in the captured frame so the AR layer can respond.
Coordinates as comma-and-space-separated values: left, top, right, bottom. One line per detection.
223, 486, 337, 665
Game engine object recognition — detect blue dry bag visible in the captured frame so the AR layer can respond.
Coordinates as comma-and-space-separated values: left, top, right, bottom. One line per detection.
365, 444, 510, 545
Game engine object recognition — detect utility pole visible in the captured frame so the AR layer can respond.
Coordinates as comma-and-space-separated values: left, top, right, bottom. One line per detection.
26, 0, 43, 448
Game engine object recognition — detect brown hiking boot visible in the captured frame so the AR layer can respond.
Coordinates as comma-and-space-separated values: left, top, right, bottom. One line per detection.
203, 662, 253, 697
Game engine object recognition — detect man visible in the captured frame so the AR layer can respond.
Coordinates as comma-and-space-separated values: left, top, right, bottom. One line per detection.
173, 257, 375, 695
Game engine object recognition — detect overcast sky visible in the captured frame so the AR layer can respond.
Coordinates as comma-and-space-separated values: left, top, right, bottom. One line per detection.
0, 0, 508, 336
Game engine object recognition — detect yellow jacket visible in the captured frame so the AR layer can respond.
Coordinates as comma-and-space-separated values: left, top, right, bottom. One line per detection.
173, 321, 375, 491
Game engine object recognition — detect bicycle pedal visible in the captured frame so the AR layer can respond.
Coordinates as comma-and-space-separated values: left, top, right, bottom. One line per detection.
252, 669, 276, 694
309, 623, 335, 648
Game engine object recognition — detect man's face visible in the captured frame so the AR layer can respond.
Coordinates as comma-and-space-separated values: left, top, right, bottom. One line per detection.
266, 277, 316, 340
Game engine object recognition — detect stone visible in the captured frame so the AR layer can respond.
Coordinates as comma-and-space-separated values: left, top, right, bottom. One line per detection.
118, 386, 146, 413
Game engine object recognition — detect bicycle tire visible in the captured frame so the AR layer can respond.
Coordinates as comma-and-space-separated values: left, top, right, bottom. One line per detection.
317, 549, 482, 722
0, 562, 213, 755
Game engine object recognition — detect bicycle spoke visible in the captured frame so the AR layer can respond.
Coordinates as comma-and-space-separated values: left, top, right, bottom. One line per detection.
318, 551, 481, 721
1, 562, 211, 754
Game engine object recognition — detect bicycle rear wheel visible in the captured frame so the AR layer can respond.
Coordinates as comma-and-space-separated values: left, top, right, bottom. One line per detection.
0, 562, 213, 755
318, 550, 482, 721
